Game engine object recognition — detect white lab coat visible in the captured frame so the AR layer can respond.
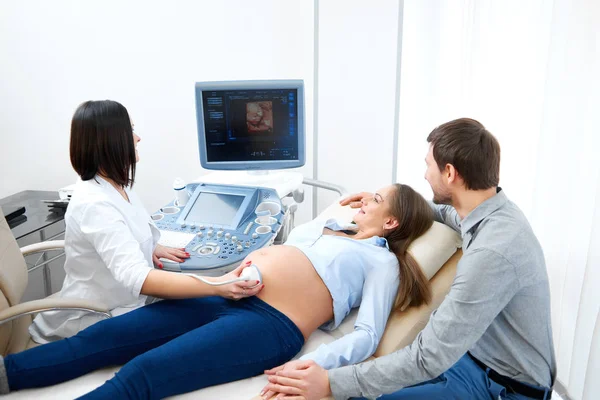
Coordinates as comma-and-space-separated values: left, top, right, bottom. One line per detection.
29, 176, 160, 343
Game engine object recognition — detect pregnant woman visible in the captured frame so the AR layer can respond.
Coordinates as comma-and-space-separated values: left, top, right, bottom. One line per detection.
1, 182, 433, 400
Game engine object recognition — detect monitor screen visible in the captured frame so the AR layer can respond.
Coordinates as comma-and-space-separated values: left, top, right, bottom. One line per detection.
195, 80, 305, 170
185, 192, 245, 227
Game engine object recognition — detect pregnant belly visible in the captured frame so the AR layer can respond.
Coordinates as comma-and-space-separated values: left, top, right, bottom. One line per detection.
242, 245, 334, 340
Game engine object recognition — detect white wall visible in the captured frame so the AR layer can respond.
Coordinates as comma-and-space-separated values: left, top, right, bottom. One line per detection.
316, 0, 401, 211
0, 0, 406, 222
0, 0, 315, 222
396, 1, 552, 215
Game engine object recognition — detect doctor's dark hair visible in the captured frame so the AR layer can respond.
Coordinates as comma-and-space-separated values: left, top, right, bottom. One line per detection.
427, 118, 500, 190
70, 100, 136, 187
384, 184, 433, 310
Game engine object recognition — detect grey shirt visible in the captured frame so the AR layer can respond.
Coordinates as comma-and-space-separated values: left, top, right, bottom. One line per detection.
329, 189, 556, 399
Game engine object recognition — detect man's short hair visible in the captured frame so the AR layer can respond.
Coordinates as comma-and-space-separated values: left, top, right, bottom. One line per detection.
427, 118, 500, 190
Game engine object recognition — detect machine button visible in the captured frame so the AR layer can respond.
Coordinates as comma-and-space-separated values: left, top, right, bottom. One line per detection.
244, 222, 254, 235
197, 232, 204, 238
251, 233, 258, 239
206, 242, 218, 246
192, 244, 201, 252
244, 241, 251, 248
224, 232, 231, 240
213, 246, 220, 255
207, 229, 214, 237
236, 244, 243, 252
217, 231, 223, 238
198, 246, 214, 255
199, 225, 205, 230
190, 223, 196, 229
180, 223, 186, 228
231, 236, 238, 243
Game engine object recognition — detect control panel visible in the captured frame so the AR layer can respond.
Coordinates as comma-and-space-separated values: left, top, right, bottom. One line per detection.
151, 183, 283, 275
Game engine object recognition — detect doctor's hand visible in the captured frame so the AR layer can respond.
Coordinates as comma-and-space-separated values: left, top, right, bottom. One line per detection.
260, 360, 331, 400
213, 261, 264, 300
339, 192, 373, 209
153, 244, 190, 268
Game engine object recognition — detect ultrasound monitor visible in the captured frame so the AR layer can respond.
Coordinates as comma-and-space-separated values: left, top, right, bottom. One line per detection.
195, 80, 305, 170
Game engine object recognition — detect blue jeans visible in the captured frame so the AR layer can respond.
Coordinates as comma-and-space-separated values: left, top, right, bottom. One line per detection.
5, 296, 304, 399
357, 353, 551, 400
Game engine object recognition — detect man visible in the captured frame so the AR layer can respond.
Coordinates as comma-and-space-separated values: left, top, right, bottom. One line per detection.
261, 118, 556, 399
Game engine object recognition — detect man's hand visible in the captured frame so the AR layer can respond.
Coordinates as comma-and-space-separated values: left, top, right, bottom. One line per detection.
339, 192, 372, 209
261, 361, 297, 399
152, 244, 189, 268
260, 360, 331, 400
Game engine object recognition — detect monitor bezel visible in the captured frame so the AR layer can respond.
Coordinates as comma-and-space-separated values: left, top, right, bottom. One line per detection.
195, 80, 306, 170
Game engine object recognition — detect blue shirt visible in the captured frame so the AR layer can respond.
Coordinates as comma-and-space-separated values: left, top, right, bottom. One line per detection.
284, 218, 400, 370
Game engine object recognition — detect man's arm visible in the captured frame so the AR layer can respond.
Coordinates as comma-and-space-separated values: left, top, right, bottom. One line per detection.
328, 248, 520, 399
428, 201, 461, 232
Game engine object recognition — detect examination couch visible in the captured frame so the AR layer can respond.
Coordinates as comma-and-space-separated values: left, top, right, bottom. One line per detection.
0, 201, 462, 399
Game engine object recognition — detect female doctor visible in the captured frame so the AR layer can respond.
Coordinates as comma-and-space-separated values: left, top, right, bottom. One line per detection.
29, 100, 263, 344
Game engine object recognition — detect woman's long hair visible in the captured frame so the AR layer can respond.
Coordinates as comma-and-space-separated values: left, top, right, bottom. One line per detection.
384, 184, 434, 310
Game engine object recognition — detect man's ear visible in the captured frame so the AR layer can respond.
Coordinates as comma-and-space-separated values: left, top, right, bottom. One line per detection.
445, 163, 461, 185
384, 217, 399, 231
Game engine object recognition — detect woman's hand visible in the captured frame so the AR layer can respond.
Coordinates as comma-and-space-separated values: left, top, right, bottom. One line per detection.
152, 244, 190, 268
339, 192, 372, 208
212, 261, 264, 300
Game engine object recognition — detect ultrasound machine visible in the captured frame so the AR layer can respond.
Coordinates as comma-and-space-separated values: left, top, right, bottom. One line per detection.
151, 80, 308, 275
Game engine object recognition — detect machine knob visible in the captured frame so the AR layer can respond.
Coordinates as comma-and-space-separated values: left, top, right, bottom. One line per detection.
199, 225, 205, 230
207, 229, 214, 237
190, 223, 196, 229
245, 241, 251, 248
180, 223, 186, 228
217, 231, 223, 238
251, 233, 258, 239
225, 232, 231, 240
236, 244, 243, 252
197, 231, 203, 238
231, 236, 238, 243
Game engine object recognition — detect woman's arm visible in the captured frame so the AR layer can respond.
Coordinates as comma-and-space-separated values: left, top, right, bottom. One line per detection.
299, 263, 399, 368
80, 201, 262, 301
141, 262, 263, 300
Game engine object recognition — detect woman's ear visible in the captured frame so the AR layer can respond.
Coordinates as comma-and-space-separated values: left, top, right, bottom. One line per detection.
384, 217, 399, 231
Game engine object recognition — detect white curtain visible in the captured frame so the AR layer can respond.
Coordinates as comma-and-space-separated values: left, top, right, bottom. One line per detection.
396, 1, 600, 399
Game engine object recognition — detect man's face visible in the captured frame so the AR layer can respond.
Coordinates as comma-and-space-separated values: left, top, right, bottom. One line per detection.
425, 145, 452, 205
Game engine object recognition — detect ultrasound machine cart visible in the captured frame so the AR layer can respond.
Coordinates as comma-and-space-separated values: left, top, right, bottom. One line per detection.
152, 80, 345, 275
